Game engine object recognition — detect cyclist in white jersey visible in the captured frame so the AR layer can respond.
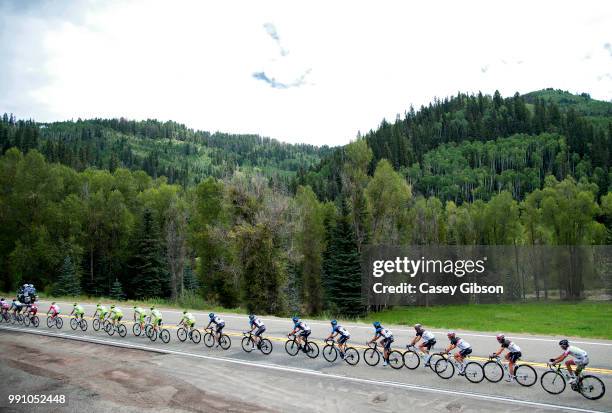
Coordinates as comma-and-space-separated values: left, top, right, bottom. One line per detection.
369, 321, 394, 366
288, 317, 311, 353
326, 319, 351, 359
445, 332, 472, 376
491, 334, 522, 382
550, 339, 589, 384
247, 314, 266, 348
408, 323, 437, 367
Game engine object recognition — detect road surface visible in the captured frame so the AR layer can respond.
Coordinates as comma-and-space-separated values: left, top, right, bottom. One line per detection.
0, 299, 609, 412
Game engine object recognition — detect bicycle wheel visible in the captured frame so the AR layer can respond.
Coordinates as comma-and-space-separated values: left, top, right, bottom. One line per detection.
56, 317, 63, 329
388, 350, 403, 369
285, 339, 299, 356
144, 324, 152, 337
93, 318, 101, 331
515, 364, 537, 387
31, 316, 39, 328
579, 375, 605, 400
483, 361, 504, 383
322, 344, 338, 362
306, 341, 319, 358
241, 337, 254, 353
203, 332, 214, 348
47, 316, 54, 328
160, 329, 170, 343
259, 338, 273, 355
80, 319, 88, 331
364, 348, 380, 366
132, 323, 141, 336
105, 323, 115, 336
148, 328, 158, 342
403, 350, 420, 370
540, 371, 566, 394
344, 347, 360, 366
177, 328, 188, 342
435, 358, 455, 379
70, 318, 78, 330
23, 315, 30, 327
465, 362, 485, 383
219, 334, 231, 349
118, 324, 127, 337
191, 329, 201, 344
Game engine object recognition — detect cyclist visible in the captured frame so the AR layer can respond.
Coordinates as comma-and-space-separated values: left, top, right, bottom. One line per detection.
150, 306, 163, 334
0, 298, 9, 319
179, 310, 196, 337
288, 316, 311, 353
11, 299, 25, 318
109, 305, 123, 327
133, 306, 146, 331
24, 302, 38, 321
408, 323, 437, 368
93, 303, 110, 323
206, 313, 225, 346
70, 303, 85, 321
46, 301, 60, 321
247, 314, 266, 348
445, 332, 472, 376
326, 319, 350, 359
491, 334, 522, 382
368, 321, 394, 366
549, 339, 589, 384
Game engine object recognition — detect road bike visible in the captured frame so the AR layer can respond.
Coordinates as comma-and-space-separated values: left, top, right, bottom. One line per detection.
363, 342, 403, 369
22, 313, 40, 328
177, 326, 202, 344
285, 333, 319, 358
204, 328, 231, 350
69, 316, 88, 332
483, 355, 537, 386
540, 363, 605, 400
46, 314, 63, 329
1, 311, 10, 323
403, 344, 443, 371
434, 353, 485, 383
104, 320, 127, 337
92, 316, 110, 332
146, 323, 171, 343
322, 338, 360, 365
241, 331, 273, 355
11, 312, 25, 325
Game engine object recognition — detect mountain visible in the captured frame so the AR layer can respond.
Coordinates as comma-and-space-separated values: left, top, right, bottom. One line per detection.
296, 90, 612, 203
0, 116, 332, 187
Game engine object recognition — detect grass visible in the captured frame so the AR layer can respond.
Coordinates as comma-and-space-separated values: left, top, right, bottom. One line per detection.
360, 301, 612, 340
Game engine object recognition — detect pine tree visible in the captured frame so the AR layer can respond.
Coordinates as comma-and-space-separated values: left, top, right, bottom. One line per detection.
322, 198, 364, 316
128, 209, 169, 299
109, 278, 125, 300
53, 256, 81, 296
182, 262, 199, 292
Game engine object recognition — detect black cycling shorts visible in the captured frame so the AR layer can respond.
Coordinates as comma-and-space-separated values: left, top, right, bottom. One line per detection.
338, 335, 350, 345
459, 348, 472, 357
254, 326, 266, 336
423, 339, 436, 350
383, 337, 394, 350
216, 323, 225, 333
299, 330, 311, 338
508, 351, 521, 363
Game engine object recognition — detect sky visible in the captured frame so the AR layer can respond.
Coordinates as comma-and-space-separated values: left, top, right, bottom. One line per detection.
1, 0, 611, 147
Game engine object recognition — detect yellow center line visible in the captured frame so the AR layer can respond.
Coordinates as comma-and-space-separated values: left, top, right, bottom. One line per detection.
41, 314, 612, 376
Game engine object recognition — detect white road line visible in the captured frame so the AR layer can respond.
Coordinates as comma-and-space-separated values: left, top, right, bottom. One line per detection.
0, 325, 607, 413
37, 300, 612, 347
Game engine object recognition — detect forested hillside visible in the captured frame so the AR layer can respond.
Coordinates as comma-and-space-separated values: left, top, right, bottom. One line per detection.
0, 116, 331, 187
1, 89, 611, 316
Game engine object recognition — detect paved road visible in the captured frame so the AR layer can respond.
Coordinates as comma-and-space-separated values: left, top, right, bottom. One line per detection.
0, 299, 609, 412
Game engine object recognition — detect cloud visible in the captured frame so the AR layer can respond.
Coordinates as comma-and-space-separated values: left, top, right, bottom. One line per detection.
263, 22, 288, 56
252, 69, 311, 89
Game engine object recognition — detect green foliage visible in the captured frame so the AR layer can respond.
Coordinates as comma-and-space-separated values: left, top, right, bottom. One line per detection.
109, 279, 125, 301
53, 256, 81, 296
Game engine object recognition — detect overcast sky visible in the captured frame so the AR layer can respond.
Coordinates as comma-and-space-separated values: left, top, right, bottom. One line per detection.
1, 1, 611, 146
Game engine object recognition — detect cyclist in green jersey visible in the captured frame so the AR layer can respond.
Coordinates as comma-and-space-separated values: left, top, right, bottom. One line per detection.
150, 306, 163, 333
133, 306, 146, 330
179, 310, 196, 335
70, 303, 85, 320
109, 305, 123, 326
93, 303, 109, 321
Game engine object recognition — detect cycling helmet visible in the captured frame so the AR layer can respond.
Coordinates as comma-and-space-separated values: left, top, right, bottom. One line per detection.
150, 306, 155, 310
97, 303, 101, 307
110, 304, 115, 309
209, 312, 215, 319
447, 331, 456, 339
373, 321, 381, 328
248, 314, 255, 320
559, 339, 569, 348
292, 316, 299, 323
73, 303, 77, 306
331, 319, 337, 326
496, 334, 505, 342
51, 301, 55, 305
414, 323, 422, 331
1, 298, 4, 301
133, 306, 137, 309
183, 310, 188, 314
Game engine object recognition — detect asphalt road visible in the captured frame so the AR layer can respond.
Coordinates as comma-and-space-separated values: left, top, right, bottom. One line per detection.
0, 299, 609, 412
